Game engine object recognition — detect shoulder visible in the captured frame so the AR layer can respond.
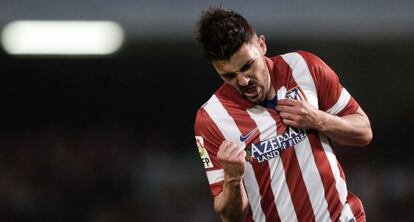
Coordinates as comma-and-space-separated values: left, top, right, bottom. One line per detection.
195, 96, 214, 125
194, 93, 228, 145
195, 84, 226, 113
194, 84, 242, 133
194, 90, 224, 130
276, 50, 326, 67
277, 50, 335, 81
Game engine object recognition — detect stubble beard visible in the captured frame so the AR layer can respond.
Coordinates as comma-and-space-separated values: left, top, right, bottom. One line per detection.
239, 83, 266, 104
246, 73, 270, 104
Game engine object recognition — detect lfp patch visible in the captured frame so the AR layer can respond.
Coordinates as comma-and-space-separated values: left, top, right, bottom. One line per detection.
195, 136, 214, 169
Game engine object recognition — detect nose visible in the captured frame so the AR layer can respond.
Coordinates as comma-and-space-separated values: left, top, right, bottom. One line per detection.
237, 74, 250, 86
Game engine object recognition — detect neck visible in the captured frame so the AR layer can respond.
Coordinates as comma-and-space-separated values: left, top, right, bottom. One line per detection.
265, 72, 276, 100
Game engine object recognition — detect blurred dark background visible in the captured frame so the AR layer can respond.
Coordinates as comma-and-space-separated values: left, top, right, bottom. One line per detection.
0, 1, 413, 221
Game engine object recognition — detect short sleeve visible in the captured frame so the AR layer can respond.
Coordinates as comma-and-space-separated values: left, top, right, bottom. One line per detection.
194, 108, 225, 196
298, 51, 359, 116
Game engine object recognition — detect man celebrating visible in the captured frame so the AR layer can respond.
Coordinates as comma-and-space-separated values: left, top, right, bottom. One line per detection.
194, 8, 372, 222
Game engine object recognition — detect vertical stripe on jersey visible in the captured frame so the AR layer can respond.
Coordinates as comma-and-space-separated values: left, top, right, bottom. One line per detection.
293, 136, 331, 221
204, 95, 266, 222
281, 53, 319, 108
282, 52, 345, 220
280, 146, 315, 221
251, 159, 280, 222
273, 54, 325, 221
247, 106, 297, 222
308, 133, 343, 220
222, 101, 278, 222
203, 95, 244, 147
244, 164, 266, 222
319, 133, 348, 205
326, 88, 351, 115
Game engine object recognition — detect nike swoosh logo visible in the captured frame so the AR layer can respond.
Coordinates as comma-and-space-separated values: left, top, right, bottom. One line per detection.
240, 128, 257, 142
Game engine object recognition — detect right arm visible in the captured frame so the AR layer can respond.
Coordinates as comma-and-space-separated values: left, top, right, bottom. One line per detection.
214, 141, 249, 222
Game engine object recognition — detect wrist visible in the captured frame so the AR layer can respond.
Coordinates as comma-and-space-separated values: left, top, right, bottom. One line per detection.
315, 110, 334, 132
224, 174, 244, 185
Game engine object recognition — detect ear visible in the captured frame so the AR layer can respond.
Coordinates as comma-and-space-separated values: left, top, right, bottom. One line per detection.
257, 35, 267, 55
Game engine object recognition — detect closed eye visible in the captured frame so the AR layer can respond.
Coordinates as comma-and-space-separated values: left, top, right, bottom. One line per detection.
240, 60, 254, 72
222, 72, 237, 80
220, 60, 254, 80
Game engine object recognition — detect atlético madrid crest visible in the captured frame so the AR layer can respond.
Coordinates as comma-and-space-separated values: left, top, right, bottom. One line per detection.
277, 85, 307, 101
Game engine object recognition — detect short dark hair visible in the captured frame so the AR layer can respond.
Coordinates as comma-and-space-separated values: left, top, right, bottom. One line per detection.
196, 8, 255, 62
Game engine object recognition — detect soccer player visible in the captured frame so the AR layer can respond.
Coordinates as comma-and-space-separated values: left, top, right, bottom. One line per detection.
193, 8, 372, 222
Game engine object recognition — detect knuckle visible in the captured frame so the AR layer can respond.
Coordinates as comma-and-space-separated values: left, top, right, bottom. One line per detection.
240, 151, 247, 159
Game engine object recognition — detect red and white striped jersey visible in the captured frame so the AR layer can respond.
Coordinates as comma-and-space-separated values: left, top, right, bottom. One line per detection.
194, 51, 365, 222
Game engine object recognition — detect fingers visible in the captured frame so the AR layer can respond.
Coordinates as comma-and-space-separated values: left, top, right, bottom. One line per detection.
276, 98, 297, 106
275, 99, 298, 113
276, 99, 309, 116
279, 110, 295, 120
276, 99, 309, 128
218, 141, 246, 162
280, 118, 297, 127
279, 112, 299, 127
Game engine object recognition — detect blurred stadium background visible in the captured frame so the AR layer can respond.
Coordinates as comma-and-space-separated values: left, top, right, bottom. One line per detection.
0, 0, 413, 221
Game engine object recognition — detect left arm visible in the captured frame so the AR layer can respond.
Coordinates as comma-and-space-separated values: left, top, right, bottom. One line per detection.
276, 99, 372, 146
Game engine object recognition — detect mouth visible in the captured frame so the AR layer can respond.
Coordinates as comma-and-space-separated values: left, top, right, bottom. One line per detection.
242, 84, 259, 99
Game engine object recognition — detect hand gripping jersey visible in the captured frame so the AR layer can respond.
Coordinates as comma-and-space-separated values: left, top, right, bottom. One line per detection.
194, 51, 365, 222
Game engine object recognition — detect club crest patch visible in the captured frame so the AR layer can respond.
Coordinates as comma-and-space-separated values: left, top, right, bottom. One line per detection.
285, 86, 306, 101
195, 136, 214, 169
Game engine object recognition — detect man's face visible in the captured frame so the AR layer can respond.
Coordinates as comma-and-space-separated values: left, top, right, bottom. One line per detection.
212, 35, 270, 104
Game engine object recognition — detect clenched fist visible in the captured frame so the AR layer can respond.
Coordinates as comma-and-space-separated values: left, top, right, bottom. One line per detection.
217, 140, 247, 181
